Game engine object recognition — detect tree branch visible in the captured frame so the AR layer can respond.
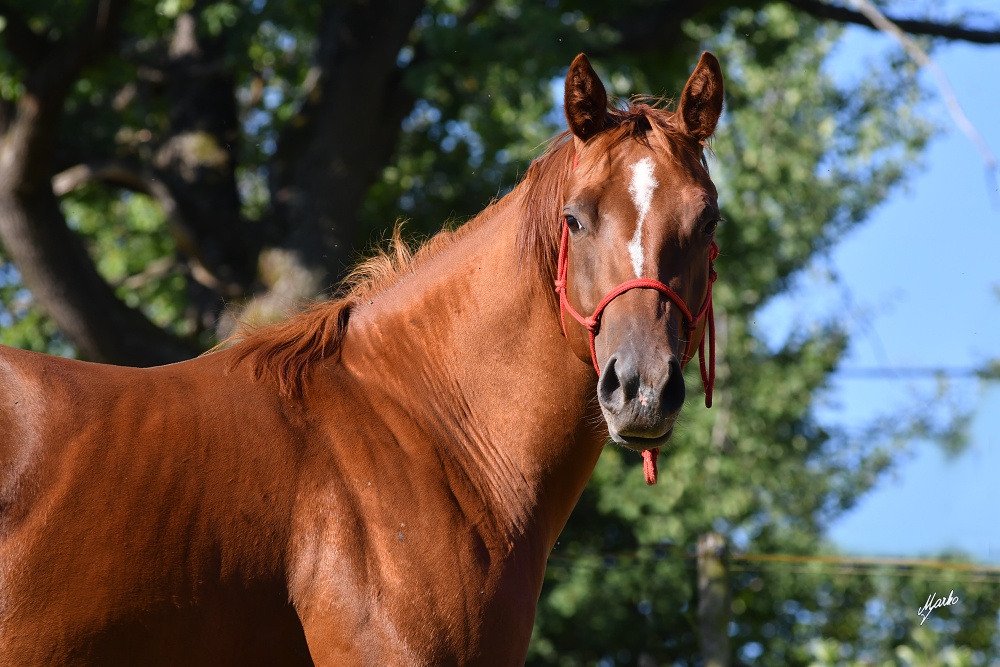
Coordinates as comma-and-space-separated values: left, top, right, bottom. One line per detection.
116, 256, 179, 291
65, 0, 132, 76
847, 0, 997, 202
786, 0, 1000, 44
850, 0, 996, 170
0, 181, 198, 365
52, 160, 154, 196
21, 0, 132, 105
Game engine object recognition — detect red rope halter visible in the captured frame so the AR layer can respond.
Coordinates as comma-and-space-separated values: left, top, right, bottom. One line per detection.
554, 157, 719, 485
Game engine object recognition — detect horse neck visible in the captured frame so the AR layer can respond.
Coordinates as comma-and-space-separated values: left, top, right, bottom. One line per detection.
336, 197, 606, 551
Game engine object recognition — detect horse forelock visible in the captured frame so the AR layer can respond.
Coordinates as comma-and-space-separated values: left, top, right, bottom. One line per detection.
225, 101, 704, 397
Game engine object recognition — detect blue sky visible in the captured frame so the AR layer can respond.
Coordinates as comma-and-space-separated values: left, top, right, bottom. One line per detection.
761, 18, 1000, 563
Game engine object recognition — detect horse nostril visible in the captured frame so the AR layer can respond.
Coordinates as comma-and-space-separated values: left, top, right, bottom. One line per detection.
660, 358, 685, 414
599, 354, 642, 414
598, 356, 624, 412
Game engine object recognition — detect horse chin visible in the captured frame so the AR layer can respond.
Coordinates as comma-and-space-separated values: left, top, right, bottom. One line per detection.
608, 425, 674, 452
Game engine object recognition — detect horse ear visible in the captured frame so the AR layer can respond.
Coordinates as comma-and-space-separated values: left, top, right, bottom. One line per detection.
564, 53, 607, 143
677, 51, 724, 140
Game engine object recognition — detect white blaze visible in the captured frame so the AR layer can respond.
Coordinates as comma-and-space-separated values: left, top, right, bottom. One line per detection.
626, 157, 658, 278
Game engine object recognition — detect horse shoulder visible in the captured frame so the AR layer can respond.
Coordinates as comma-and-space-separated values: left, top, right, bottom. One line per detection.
284, 367, 543, 665
0, 346, 79, 528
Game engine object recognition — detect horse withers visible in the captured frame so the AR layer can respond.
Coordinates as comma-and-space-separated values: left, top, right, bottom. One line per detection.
0, 51, 723, 665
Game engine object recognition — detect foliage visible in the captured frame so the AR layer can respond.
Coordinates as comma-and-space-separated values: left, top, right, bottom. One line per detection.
0, 262, 70, 354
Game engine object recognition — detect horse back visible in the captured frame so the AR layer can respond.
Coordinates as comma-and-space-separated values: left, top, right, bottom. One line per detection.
0, 345, 312, 665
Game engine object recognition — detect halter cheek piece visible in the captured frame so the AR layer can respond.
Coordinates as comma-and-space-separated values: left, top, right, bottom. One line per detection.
553, 154, 719, 485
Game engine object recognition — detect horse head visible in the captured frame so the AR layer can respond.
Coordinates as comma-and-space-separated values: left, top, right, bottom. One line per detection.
556, 53, 724, 454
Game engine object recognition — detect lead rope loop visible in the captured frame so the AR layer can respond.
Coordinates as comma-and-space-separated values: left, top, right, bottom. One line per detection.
555, 154, 719, 485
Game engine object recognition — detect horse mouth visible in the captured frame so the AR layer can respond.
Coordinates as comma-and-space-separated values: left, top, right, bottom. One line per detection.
608, 426, 674, 451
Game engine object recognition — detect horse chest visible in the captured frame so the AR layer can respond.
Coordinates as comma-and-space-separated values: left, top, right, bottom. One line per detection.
288, 487, 543, 665
300, 563, 539, 666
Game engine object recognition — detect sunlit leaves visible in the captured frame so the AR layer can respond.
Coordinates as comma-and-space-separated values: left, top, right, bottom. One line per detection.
62, 187, 188, 335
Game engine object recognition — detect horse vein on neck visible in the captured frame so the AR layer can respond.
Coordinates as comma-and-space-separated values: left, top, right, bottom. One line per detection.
626, 157, 658, 278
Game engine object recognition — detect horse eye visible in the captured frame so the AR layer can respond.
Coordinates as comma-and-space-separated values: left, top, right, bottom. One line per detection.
565, 215, 583, 232
704, 218, 720, 235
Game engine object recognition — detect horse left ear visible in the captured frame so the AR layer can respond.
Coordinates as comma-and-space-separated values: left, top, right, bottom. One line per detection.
677, 51, 724, 140
564, 53, 608, 144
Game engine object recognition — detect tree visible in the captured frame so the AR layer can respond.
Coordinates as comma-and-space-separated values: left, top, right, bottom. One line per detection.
1, 0, 997, 363
0, 0, 997, 663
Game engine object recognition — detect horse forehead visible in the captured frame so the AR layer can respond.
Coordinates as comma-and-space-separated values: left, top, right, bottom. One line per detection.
607, 142, 710, 189
609, 156, 712, 216
578, 142, 714, 216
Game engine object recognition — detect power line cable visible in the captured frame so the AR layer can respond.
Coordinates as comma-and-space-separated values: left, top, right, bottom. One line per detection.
546, 547, 1000, 580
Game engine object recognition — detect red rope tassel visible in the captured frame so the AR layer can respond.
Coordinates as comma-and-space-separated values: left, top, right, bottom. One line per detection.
642, 449, 659, 485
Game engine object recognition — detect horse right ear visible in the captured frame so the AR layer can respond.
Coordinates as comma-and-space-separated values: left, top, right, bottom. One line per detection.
677, 51, 724, 140
564, 54, 607, 145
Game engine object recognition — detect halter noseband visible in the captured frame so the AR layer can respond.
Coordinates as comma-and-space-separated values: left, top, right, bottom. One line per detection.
554, 155, 719, 485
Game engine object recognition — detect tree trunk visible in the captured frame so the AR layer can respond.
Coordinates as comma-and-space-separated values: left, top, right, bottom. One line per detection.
697, 532, 731, 667
152, 10, 258, 294
246, 0, 426, 324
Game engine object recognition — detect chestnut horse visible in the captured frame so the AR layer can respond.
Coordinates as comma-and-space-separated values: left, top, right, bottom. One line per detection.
0, 52, 723, 665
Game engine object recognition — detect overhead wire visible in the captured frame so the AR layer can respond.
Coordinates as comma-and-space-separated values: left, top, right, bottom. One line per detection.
546, 546, 1000, 581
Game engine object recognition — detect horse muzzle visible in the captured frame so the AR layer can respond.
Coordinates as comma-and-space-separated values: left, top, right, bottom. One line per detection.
598, 351, 685, 451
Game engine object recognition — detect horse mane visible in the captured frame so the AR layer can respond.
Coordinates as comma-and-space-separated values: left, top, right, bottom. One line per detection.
225, 100, 701, 396
221, 223, 478, 396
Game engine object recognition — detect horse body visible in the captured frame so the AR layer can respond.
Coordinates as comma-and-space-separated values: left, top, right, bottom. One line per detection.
0, 207, 604, 665
0, 52, 724, 664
